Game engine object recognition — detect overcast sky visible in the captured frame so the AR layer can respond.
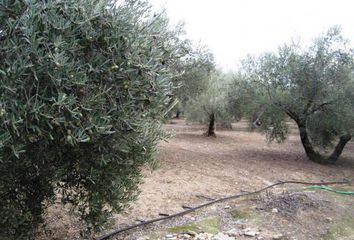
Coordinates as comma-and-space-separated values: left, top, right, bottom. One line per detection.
149, 0, 354, 71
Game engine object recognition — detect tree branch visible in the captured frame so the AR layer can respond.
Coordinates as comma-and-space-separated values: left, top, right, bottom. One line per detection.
0, 3, 17, 18
308, 101, 334, 114
303, 97, 314, 115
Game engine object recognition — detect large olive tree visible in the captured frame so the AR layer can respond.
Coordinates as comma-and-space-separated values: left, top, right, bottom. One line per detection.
234, 27, 354, 164
0, 0, 190, 239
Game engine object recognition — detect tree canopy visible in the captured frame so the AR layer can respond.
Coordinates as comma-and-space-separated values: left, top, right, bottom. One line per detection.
171, 45, 215, 118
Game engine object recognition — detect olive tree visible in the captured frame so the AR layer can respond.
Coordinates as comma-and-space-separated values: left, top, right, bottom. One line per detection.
172, 45, 215, 118
0, 0, 190, 238
235, 27, 354, 164
186, 72, 235, 136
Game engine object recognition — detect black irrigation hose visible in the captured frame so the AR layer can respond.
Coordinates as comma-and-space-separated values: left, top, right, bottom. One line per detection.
95, 179, 350, 240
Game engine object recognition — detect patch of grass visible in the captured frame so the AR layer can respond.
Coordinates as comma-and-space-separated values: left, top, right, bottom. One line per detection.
229, 206, 265, 225
323, 217, 354, 240
230, 208, 251, 219
168, 217, 220, 234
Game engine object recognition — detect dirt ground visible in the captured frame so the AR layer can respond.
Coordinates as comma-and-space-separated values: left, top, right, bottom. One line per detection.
40, 119, 354, 240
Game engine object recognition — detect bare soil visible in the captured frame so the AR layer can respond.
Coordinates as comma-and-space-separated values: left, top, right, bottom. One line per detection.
39, 120, 354, 240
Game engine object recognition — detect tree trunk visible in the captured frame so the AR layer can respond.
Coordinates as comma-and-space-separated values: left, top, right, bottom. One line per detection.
206, 113, 216, 137
327, 134, 352, 163
297, 122, 323, 162
296, 121, 351, 164
175, 110, 181, 119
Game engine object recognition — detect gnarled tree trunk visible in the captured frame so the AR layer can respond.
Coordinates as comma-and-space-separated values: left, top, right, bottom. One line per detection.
296, 121, 351, 164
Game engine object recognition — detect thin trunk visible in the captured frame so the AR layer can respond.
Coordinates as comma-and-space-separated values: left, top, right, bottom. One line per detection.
206, 113, 216, 137
327, 134, 352, 163
175, 110, 180, 119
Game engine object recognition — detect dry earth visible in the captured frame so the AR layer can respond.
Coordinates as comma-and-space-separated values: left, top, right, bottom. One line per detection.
40, 120, 354, 240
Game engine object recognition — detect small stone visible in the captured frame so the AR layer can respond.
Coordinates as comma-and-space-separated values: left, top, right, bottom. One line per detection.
224, 205, 231, 209
244, 232, 256, 237
190, 217, 196, 221
212, 232, 235, 240
272, 208, 279, 213
325, 217, 333, 223
234, 219, 246, 225
186, 230, 197, 237
256, 237, 265, 240
243, 228, 259, 237
226, 228, 240, 237
273, 233, 284, 240
183, 234, 192, 239
165, 234, 176, 240
196, 233, 214, 240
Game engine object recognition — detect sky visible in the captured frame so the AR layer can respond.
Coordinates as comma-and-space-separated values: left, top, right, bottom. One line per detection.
149, 0, 354, 71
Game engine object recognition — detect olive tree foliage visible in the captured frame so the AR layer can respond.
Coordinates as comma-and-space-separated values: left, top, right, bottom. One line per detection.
226, 74, 257, 127
0, 0, 191, 238
172, 45, 215, 118
233, 27, 354, 164
185, 72, 235, 136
